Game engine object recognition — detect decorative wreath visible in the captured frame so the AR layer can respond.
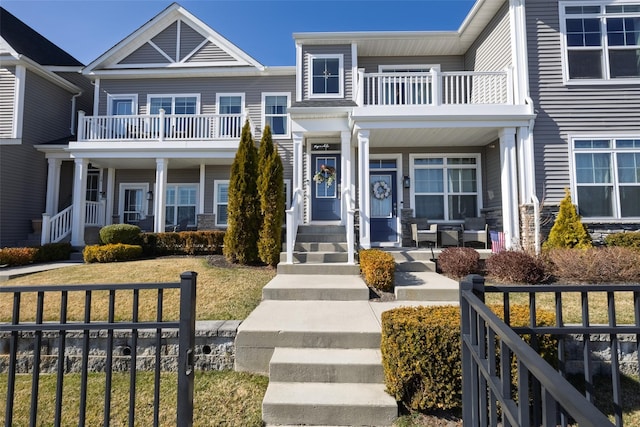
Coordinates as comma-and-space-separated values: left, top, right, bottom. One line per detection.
372, 180, 391, 200
313, 164, 336, 186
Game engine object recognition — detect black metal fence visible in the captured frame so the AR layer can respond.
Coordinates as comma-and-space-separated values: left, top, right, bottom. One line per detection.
460, 275, 640, 427
0, 271, 197, 427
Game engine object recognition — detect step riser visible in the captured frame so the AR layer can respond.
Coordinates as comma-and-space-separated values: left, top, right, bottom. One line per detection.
292, 242, 348, 252
395, 261, 436, 272
395, 288, 459, 302
387, 250, 436, 262
297, 225, 345, 235
277, 264, 360, 275
263, 288, 368, 301
279, 252, 349, 263
269, 363, 383, 383
263, 401, 396, 426
295, 234, 345, 243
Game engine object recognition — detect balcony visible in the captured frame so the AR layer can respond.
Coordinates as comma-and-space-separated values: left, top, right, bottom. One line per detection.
356, 69, 514, 107
77, 110, 247, 142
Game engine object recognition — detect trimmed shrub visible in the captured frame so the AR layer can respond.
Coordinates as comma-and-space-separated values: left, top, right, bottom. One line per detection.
548, 247, 640, 283
437, 247, 480, 279
543, 189, 592, 250
224, 120, 261, 264
99, 224, 142, 245
83, 244, 143, 263
35, 242, 73, 262
0, 247, 39, 266
257, 125, 285, 267
381, 304, 556, 412
485, 250, 549, 284
360, 249, 395, 292
605, 232, 640, 249
141, 231, 225, 256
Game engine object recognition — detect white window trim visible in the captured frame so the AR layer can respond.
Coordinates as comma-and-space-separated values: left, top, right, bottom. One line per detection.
214, 180, 230, 227
409, 153, 483, 222
118, 183, 150, 223
378, 64, 441, 72
216, 93, 245, 114
107, 94, 138, 116
165, 183, 199, 226
309, 54, 344, 99
262, 92, 291, 139
569, 134, 640, 220
146, 93, 201, 114
559, 0, 640, 85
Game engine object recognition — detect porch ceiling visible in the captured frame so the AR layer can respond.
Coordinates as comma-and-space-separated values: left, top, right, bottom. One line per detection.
76, 156, 235, 170
366, 127, 500, 147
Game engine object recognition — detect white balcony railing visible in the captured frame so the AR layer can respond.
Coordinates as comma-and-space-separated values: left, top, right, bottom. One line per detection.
357, 69, 513, 107
78, 110, 247, 142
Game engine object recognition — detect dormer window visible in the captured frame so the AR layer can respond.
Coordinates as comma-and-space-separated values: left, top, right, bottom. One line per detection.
310, 54, 343, 98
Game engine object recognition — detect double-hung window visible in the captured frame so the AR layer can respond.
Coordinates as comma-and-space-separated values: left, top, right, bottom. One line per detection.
310, 54, 343, 98
215, 180, 290, 227
263, 93, 290, 137
412, 155, 481, 221
572, 137, 640, 218
217, 94, 244, 138
165, 184, 197, 227
561, 2, 640, 81
148, 94, 199, 137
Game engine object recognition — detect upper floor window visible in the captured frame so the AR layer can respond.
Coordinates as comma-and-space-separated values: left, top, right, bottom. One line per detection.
262, 93, 290, 138
560, 2, 640, 82
148, 94, 199, 114
571, 137, 640, 218
310, 54, 343, 98
217, 93, 244, 138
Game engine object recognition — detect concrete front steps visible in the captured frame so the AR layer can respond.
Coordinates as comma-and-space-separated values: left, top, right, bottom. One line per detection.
236, 275, 398, 426
277, 225, 359, 275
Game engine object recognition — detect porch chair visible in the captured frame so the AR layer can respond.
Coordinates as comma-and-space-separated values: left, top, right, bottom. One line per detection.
411, 223, 438, 248
137, 216, 154, 232
461, 216, 488, 249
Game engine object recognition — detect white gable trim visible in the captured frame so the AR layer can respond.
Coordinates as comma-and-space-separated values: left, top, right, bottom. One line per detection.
84, 3, 264, 74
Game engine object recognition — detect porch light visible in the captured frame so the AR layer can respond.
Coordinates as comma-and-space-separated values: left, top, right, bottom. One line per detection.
100, 191, 106, 200
403, 176, 411, 189
146, 190, 153, 201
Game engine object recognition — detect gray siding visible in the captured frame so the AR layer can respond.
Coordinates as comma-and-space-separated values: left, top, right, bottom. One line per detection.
204, 165, 232, 214
526, 0, 640, 203
151, 22, 178, 61
0, 66, 15, 138
180, 22, 206, 60
56, 71, 94, 116
22, 70, 73, 142
187, 42, 235, 63
358, 56, 464, 73
119, 43, 171, 65
464, 2, 511, 71
483, 140, 502, 209
302, 44, 352, 101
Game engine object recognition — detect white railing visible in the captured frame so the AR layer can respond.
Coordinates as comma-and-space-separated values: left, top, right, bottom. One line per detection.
78, 110, 247, 142
358, 69, 512, 107
285, 189, 304, 264
85, 201, 105, 227
41, 206, 73, 245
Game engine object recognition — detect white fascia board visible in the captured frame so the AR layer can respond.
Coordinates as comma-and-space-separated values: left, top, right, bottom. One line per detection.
67, 141, 241, 153
44, 66, 84, 73
292, 30, 455, 42
34, 145, 73, 158
14, 56, 82, 93
0, 36, 19, 58
85, 65, 295, 79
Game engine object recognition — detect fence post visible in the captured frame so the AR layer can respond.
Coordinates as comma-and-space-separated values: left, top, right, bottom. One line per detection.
177, 271, 197, 427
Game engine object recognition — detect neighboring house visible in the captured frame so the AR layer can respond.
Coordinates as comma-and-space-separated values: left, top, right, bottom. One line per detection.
0, 7, 93, 248
24, 0, 640, 260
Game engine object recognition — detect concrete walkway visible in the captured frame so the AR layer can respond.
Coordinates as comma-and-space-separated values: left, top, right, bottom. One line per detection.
0, 259, 83, 282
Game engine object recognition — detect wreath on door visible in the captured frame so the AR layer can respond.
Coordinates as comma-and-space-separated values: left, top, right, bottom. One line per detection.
372, 180, 391, 200
313, 164, 336, 186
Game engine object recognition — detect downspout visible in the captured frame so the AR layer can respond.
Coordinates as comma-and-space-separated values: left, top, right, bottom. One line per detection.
525, 96, 540, 255
70, 92, 82, 136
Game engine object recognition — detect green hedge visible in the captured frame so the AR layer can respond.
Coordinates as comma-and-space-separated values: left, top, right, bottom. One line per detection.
99, 224, 142, 245
0, 243, 72, 267
359, 249, 395, 292
381, 304, 557, 411
605, 232, 640, 249
141, 231, 225, 256
83, 244, 143, 263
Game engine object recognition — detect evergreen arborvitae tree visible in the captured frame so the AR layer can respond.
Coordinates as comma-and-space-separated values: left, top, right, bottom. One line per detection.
257, 126, 285, 267
223, 120, 260, 264
542, 188, 592, 250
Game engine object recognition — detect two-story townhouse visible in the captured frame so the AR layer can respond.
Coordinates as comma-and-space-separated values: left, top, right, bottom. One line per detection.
0, 7, 93, 248
525, 0, 640, 241
44, 3, 296, 247
285, 0, 536, 263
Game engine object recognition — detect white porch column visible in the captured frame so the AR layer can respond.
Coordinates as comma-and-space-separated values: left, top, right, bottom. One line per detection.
70, 158, 88, 247
199, 164, 206, 215
106, 168, 115, 225
45, 158, 62, 215
500, 128, 520, 249
340, 131, 352, 225
517, 126, 536, 205
292, 132, 304, 221
357, 130, 371, 249
154, 158, 169, 232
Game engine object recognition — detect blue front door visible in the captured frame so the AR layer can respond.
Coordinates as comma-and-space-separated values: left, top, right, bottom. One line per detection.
370, 172, 398, 243
311, 154, 341, 221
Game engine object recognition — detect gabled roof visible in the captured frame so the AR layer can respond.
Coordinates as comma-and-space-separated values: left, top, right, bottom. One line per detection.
84, 2, 265, 75
0, 7, 83, 66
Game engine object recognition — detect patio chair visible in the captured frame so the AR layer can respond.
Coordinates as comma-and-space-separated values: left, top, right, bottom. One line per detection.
171, 218, 189, 232
462, 216, 488, 249
411, 223, 438, 248
137, 216, 154, 232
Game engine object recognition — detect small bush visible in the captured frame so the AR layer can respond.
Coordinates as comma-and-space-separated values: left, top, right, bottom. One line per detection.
485, 250, 549, 284
35, 242, 73, 262
437, 247, 480, 279
360, 249, 395, 292
548, 247, 640, 283
381, 304, 556, 412
99, 224, 141, 245
83, 244, 143, 263
142, 231, 225, 256
0, 247, 39, 266
543, 189, 592, 250
605, 232, 640, 249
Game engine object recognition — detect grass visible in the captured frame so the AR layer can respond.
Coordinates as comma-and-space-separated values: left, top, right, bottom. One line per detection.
0, 257, 276, 322
0, 370, 268, 427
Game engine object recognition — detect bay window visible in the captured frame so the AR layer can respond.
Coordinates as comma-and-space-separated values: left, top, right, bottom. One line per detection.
412, 155, 481, 221
572, 138, 640, 218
